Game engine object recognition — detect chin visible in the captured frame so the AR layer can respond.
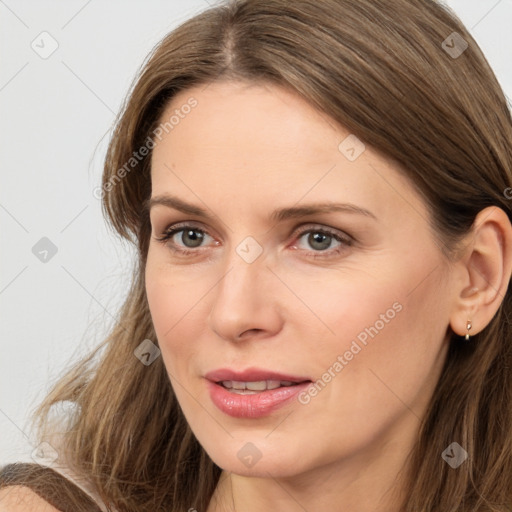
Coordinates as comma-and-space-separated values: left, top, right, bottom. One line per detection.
200, 436, 312, 479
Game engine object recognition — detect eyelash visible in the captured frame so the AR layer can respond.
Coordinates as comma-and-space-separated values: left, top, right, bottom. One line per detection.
153, 222, 353, 259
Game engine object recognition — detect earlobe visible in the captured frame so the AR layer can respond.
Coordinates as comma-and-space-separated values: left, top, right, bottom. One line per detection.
450, 285, 479, 339
449, 207, 512, 339
464, 319, 472, 341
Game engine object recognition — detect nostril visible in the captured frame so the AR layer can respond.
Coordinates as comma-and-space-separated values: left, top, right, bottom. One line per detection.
236, 328, 263, 339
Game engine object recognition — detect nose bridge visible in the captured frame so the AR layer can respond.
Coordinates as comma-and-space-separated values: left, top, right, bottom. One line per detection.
208, 242, 281, 341
222, 261, 254, 303
217, 233, 268, 301
215, 247, 265, 314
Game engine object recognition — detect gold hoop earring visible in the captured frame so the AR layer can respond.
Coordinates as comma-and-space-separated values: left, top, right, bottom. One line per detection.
465, 320, 472, 341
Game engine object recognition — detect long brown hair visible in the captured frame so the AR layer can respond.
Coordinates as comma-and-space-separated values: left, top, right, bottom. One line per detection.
7, 0, 512, 510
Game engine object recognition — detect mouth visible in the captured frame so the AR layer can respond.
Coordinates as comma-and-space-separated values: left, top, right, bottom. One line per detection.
217, 379, 304, 394
204, 368, 312, 418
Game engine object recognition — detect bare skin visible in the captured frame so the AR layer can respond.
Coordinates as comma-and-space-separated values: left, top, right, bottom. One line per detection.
144, 81, 512, 512
0, 487, 60, 511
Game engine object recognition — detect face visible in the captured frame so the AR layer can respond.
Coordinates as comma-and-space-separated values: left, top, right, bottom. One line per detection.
145, 81, 454, 479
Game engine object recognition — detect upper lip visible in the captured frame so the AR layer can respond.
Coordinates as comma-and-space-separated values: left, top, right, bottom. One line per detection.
205, 367, 312, 383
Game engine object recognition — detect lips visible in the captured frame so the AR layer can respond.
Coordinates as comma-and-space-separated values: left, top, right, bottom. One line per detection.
205, 368, 311, 383
205, 367, 312, 418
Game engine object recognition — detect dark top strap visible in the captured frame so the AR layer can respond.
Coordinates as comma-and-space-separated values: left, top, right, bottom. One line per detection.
0, 463, 104, 512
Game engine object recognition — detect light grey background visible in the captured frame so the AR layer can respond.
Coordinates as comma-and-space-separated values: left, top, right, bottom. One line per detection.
1, 0, 511, 465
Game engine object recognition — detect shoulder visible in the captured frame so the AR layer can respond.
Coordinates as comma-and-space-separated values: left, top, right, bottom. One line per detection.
0, 485, 61, 511
0, 462, 104, 512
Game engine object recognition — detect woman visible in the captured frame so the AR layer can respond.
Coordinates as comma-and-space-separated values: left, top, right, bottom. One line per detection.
1, 0, 512, 510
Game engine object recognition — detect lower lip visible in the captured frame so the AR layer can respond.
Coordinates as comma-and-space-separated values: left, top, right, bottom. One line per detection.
206, 380, 311, 418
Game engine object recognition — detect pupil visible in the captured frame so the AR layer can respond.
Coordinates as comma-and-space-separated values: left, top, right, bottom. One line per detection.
182, 229, 204, 248
309, 232, 331, 251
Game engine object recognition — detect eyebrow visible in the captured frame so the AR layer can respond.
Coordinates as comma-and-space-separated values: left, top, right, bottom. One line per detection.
145, 194, 377, 222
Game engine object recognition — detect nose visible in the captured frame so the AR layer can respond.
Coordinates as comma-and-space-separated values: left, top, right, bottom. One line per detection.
207, 248, 283, 342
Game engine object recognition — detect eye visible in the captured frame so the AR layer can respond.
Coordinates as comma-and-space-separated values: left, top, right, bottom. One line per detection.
291, 226, 352, 257
174, 228, 207, 248
154, 223, 216, 254
154, 222, 352, 259
301, 231, 336, 251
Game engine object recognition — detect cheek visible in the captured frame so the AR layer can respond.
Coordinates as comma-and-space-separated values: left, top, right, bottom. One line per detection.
280, 265, 450, 462
283, 249, 449, 386
144, 254, 213, 373
309, 261, 450, 419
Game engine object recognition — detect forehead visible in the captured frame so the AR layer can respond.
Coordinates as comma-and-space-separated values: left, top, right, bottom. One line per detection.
149, 81, 425, 224
155, 81, 341, 164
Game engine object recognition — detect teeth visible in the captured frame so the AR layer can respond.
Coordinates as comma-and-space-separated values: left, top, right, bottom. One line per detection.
220, 380, 298, 392
246, 381, 268, 391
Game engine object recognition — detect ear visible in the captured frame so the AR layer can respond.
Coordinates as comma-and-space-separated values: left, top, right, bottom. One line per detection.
449, 206, 512, 338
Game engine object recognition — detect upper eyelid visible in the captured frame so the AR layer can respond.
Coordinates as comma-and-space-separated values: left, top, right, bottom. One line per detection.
161, 221, 214, 238
151, 208, 356, 235
159, 221, 351, 245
